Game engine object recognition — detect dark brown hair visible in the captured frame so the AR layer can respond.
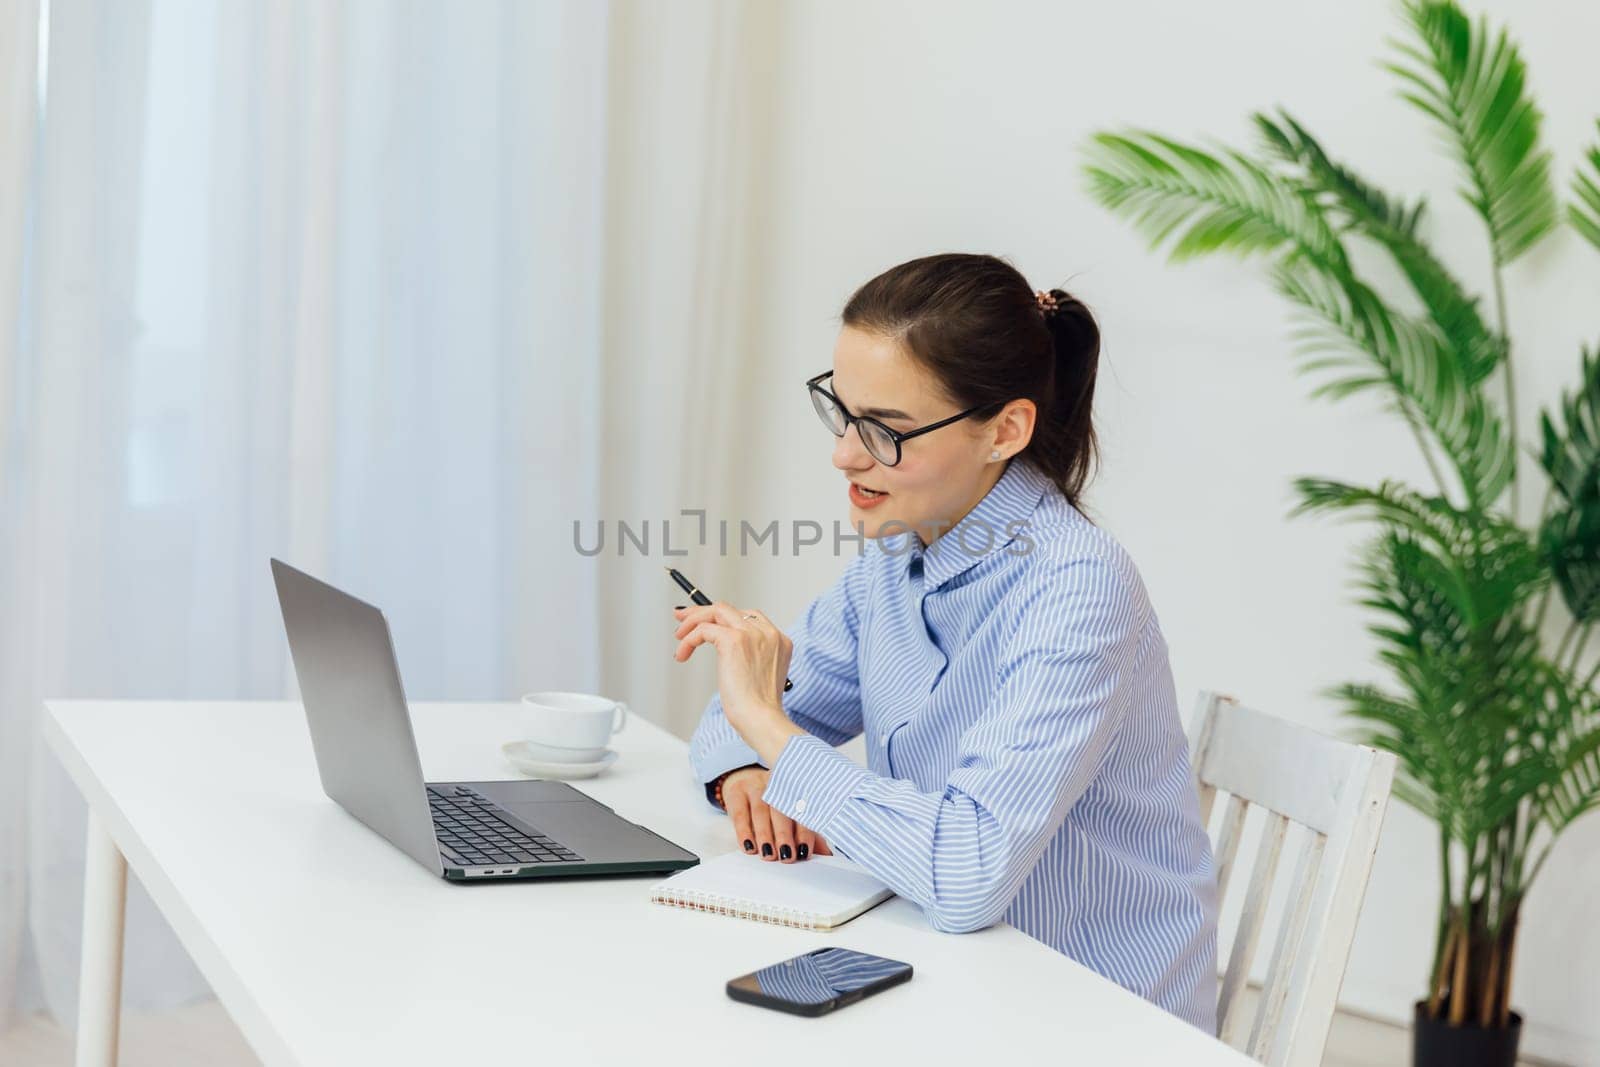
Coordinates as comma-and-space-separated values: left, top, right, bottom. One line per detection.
840, 252, 1100, 508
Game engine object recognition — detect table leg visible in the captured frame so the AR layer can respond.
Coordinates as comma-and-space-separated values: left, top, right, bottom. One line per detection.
74, 810, 127, 1067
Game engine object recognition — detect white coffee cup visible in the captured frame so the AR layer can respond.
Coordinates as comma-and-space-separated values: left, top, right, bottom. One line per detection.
519, 691, 628, 763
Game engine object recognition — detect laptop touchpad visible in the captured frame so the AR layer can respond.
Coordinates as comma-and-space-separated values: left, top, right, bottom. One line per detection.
502, 799, 663, 861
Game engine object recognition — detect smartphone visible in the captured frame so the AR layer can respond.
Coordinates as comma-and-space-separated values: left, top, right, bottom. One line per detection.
726, 947, 913, 1017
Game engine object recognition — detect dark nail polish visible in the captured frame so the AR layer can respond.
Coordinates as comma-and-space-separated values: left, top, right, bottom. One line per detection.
797, 843, 808, 860
743, 839, 755, 852
761, 842, 773, 857
780, 844, 792, 860
674, 604, 686, 609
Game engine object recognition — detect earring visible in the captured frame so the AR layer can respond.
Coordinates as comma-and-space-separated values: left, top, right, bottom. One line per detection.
990, 450, 1001, 461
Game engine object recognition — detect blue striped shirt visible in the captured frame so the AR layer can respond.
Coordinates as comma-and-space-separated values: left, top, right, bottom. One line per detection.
688, 457, 1218, 1031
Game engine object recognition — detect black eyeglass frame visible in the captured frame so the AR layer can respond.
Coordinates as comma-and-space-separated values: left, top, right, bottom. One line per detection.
805, 370, 995, 467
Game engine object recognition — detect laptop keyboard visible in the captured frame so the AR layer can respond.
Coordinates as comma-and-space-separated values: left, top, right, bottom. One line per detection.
427, 785, 584, 869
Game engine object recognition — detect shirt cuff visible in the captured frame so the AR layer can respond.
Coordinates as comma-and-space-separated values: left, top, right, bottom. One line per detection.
760, 732, 870, 831
694, 737, 767, 813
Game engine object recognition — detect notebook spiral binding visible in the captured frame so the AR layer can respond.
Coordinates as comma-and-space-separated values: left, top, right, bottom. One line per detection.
649, 887, 827, 931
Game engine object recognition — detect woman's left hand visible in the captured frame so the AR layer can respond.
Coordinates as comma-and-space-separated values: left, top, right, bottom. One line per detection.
672, 603, 805, 764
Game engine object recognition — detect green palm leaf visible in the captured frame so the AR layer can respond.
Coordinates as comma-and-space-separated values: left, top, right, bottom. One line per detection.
1340, 531, 1542, 844
1256, 109, 1504, 386
1274, 259, 1513, 508
1538, 345, 1600, 503
1082, 131, 1349, 273
1255, 109, 1427, 237
1293, 478, 1466, 548
1387, 0, 1557, 265
1543, 721, 1600, 832
1336, 681, 1453, 827
1296, 479, 1542, 625
1522, 663, 1600, 839
1540, 506, 1600, 624
1573, 121, 1600, 252
1537, 345, 1600, 621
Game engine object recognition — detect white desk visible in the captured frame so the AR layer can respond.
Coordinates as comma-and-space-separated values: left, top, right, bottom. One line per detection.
43, 700, 1252, 1066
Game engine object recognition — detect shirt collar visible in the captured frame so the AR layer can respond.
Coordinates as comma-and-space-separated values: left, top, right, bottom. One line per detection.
897, 458, 1054, 593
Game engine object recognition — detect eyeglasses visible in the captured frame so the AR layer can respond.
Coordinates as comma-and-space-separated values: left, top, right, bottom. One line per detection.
806, 370, 992, 467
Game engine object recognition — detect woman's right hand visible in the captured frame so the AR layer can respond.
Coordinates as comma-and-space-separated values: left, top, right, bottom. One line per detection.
720, 766, 833, 863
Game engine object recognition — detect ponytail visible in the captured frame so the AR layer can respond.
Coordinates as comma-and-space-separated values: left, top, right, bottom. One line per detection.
1033, 287, 1101, 507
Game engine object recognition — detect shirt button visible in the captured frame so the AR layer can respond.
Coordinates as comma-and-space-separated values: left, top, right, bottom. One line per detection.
795, 798, 807, 813
879, 736, 888, 747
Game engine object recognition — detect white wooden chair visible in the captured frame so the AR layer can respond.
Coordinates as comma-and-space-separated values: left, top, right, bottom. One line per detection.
1188, 690, 1397, 1067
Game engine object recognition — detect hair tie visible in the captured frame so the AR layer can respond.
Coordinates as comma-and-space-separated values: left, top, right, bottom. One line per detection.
1035, 289, 1060, 318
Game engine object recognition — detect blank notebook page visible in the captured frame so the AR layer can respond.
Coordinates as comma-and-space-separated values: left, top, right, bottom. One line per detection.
649, 852, 895, 931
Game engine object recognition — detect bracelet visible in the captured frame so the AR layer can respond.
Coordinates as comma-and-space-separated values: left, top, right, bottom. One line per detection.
712, 764, 759, 812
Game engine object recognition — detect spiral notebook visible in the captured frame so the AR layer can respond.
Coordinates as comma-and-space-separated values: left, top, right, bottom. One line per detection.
649, 852, 894, 931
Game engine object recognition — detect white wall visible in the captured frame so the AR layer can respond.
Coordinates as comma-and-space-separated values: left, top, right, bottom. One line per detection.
716, 0, 1600, 1060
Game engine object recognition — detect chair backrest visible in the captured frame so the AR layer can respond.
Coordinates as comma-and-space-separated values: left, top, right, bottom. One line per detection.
1188, 690, 1397, 1067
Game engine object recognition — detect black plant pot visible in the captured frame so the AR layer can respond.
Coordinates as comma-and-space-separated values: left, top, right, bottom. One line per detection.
1413, 1001, 1523, 1067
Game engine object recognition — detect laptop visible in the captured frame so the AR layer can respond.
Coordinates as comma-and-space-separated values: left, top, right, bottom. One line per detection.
270, 558, 699, 882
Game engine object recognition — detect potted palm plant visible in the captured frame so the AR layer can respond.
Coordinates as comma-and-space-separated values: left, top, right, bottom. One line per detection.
1083, 3, 1600, 1065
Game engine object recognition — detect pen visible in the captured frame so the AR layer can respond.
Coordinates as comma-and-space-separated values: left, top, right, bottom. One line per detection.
665, 566, 794, 692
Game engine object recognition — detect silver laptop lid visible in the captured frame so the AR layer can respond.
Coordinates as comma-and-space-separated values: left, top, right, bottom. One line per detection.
270, 558, 443, 875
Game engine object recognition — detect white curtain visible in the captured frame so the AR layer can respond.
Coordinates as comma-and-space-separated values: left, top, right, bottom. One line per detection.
0, 0, 43, 1033
595, 0, 783, 739
0, 0, 616, 1028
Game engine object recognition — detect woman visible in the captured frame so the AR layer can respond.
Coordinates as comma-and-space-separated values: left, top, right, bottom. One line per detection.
672, 253, 1217, 1032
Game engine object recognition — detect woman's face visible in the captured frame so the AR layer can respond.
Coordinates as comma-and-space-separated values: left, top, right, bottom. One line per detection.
827, 326, 1030, 544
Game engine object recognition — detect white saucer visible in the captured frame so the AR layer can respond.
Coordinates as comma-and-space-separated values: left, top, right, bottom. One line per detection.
502, 741, 618, 780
